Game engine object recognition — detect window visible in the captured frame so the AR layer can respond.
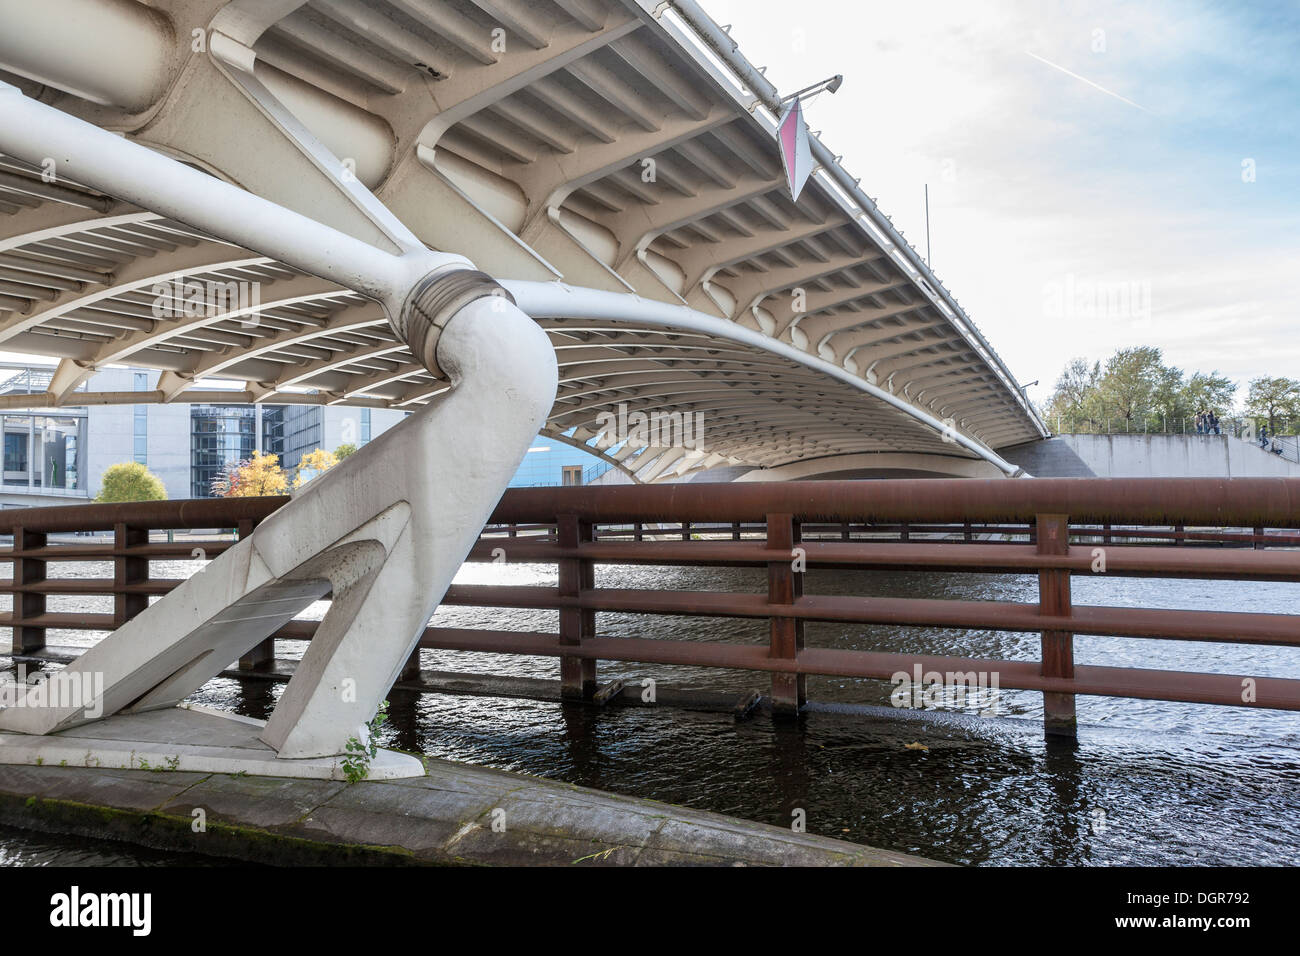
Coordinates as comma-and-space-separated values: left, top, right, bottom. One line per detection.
133, 372, 148, 464
4, 432, 27, 473
562, 465, 583, 486
191, 405, 256, 497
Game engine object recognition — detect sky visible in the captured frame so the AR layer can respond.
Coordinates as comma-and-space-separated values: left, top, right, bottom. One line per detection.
698, 0, 1300, 409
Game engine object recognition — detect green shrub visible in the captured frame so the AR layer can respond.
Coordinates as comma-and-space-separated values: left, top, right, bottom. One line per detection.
96, 462, 167, 502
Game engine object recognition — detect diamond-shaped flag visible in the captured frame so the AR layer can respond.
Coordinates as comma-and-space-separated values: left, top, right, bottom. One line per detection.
776, 96, 813, 202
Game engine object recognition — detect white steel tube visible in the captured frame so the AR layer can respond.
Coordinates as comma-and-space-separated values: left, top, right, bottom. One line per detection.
0, 83, 453, 313
505, 279, 1025, 476
0, 0, 172, 112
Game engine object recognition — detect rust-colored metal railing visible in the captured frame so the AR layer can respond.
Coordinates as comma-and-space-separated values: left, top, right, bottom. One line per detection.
4, 478, 1300, 738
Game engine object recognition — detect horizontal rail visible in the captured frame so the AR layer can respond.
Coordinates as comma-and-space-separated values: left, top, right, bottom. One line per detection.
490, 478, 1300, 526
464, 540, 1300, 579
13, 620, 1300, 714
0, 496, 288, 534
438, 586, 1300, 646
5, 478, 1300, 531
415, 629, 1300, 711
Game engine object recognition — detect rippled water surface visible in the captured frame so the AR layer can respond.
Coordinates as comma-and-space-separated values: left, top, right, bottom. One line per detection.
4, 552, 1300, 866
0, 824, 237, 866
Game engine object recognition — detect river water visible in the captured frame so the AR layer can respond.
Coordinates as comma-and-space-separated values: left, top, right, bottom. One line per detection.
3, 556, 1299, 866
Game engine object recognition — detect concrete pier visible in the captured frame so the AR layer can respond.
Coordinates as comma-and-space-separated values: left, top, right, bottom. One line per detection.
0, 759, 943, 867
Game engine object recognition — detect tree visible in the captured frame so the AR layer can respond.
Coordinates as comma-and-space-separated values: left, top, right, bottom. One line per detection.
1180, 371, 1236, 418
1045, 349, 1238, 433
218, 450, 287, 497
1245, 377, 1300, 434
333, 442, 358, 461
97, 462, 167, 502
1045, 358, 1101, 431
209, 458, 243, 498
1095, 346, 1166, 429
293, 448, 338, 489
1150, 363, 1187, 424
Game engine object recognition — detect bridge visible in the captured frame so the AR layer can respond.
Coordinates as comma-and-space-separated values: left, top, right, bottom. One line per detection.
0, 0, 1044, 484
0, 1, 1298, 876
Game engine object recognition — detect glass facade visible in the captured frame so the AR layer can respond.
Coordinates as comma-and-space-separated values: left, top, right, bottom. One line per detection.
261, 405, 285, 458
190, 405, 256, 498
0, 413, 88, 495
0, 366, 90, 498
133, 371, 148, 464
281, 405, 323, 473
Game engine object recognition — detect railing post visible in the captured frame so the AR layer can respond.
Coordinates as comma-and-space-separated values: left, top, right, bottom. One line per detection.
766, 512, 805, 717
1036, 513, 1076, 738
113, 522, 148, 627
558, 513, 596, 701
12, 526, 46, 654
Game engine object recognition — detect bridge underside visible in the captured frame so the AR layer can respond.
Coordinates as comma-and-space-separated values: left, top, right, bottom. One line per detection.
0, 0, 1046, 482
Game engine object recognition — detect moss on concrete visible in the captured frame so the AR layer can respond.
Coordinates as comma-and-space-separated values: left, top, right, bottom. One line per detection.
0, 790, 444, 867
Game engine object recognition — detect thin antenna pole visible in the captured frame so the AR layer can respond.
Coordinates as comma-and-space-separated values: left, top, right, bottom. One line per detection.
924, 183, 931, 267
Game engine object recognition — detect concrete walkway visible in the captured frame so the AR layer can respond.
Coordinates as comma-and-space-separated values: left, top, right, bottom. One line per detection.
0, 759, 943, 866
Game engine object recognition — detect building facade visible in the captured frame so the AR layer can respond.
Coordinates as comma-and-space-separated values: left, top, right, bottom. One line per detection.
0, 362, 607, 507
0, 364, 409, 507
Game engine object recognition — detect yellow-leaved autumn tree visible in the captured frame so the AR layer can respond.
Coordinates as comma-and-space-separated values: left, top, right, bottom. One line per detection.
293, 448, 338, 489
225, 450, 287, 497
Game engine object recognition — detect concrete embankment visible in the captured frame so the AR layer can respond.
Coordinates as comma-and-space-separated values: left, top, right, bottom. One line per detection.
0, 759, 943, 867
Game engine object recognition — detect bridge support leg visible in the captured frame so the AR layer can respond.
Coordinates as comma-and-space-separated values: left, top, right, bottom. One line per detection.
1037, 514, 1077, 738
767, 513, 806, 717
0, 294, 557, 776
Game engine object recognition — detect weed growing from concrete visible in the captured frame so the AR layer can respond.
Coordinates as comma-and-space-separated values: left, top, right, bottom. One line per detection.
342, 700, 389, 783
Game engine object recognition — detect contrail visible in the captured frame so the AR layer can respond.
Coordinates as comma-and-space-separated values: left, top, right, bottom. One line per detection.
1025, 50, 1150, 113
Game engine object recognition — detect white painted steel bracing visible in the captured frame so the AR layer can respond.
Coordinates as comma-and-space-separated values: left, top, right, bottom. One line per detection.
508, 280, 1023, 476
0, 80, 447, 313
